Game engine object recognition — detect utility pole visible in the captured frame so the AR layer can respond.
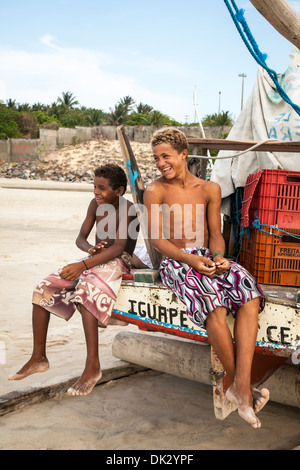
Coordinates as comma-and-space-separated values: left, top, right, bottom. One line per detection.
239, 73, 247, 110
218, 91, 221, 114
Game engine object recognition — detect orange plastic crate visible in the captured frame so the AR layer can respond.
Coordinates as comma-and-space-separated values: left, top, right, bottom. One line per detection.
240, 227, 300, 286
241, 169, 300, 229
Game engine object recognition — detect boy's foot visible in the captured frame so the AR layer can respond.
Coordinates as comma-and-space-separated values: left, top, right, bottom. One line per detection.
252, 387, 270, 413
67, 369, 102, 396
226, 384, 261, 429
8, 358, 49, 381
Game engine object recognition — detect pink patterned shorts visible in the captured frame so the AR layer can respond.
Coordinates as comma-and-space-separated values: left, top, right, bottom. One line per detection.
159, 247, 264, 329
32, 253, 131, 327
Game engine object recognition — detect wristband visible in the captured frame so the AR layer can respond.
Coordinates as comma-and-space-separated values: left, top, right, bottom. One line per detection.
212, 252, 224, 258
82, 260, 89, 270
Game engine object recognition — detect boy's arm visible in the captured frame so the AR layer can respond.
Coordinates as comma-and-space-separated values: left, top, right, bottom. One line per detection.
61, 201, 135, 280
143, 183, 216, 276
76, 199, 97, 254
206, 182, 230, 274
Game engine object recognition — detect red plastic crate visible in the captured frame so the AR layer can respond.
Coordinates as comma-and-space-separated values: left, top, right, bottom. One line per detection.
240, 227, 300, 286
241, 169, 300, 229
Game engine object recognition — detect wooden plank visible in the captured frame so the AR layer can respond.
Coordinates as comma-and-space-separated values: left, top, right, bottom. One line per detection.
117, 125, 162, 269
187, 138, 300, 153
261, 284, 300, 308
113, 281, 299, 358
210, 347, 237, 420
0, 364, 147, 417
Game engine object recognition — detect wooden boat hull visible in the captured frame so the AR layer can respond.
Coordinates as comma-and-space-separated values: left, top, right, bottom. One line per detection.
112, 277, 299, 360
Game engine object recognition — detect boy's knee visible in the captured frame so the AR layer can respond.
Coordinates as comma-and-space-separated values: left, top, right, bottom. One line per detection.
206, 307, 227, 326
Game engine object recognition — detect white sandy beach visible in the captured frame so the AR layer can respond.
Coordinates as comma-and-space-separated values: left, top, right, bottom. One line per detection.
0, 173, 299, 450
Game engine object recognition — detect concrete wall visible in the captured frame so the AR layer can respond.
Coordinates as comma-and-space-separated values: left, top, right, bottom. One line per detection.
39, 129, 58, 153
98, 125, 232, 142
0, 140, 10, 162
0, 125, 231, 163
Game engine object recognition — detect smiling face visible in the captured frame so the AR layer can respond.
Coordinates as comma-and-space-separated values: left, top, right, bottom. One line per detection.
153, 142, 188, 180
93, 176, 124, 206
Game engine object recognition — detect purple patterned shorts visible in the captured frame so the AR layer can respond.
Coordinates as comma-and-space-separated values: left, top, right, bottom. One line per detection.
159, 247, 265, 329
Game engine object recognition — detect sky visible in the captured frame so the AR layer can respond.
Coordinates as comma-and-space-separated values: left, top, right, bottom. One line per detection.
1, 0, 300, 123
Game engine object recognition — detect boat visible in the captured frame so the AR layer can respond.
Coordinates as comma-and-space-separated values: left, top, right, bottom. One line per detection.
110, 1, 300, 417
110, 126, 300, 419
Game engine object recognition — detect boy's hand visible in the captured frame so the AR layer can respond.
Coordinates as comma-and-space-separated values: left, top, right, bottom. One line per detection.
88, 241, 108, 256
213, 255, 230, 275
191, 256, 217, 278
59, 262, 85, 281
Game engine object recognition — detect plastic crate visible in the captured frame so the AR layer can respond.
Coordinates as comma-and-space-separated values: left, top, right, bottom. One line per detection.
240, 227, 300, 286
241, 169, 300, 229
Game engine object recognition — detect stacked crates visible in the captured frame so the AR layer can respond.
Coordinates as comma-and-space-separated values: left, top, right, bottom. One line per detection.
240, 169, 300, 286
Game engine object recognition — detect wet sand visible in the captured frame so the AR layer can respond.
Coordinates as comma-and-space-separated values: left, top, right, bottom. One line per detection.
0, 179, 299, 450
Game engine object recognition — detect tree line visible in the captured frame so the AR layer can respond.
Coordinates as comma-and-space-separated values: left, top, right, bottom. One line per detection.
0, 91, 234, 140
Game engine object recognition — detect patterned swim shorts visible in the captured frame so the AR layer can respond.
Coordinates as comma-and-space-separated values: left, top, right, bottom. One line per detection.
159, 247, 265, 329
32, 253, 131, 327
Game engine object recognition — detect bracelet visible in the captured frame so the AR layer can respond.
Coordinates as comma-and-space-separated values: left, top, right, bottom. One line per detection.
212, 252, 224, 258
82, 260, 89, 270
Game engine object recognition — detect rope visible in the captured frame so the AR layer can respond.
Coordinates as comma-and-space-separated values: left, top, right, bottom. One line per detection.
252, 219, 300, 239
230, 187, 245, 260
223, 0, 300, 116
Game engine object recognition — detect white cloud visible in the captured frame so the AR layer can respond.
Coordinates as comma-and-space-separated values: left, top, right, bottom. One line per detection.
0, 37, 187, 120
40, 34, 62, 50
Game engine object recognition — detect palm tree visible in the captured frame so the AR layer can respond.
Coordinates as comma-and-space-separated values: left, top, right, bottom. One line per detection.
84, 108, 105, 126
6, 99, 17, 109
107, 103, 128, 125
57, 91, 79, 109
17, 103, 31, 112
202, 111, 233, 126
31, 102, 47, 112
142, 110, 171, 126
119, 96, 135, 113
136, 102, 153, 114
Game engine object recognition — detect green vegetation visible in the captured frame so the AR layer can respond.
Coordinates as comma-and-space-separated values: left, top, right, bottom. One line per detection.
201, 111, 234, 126
0, 92, 233, 139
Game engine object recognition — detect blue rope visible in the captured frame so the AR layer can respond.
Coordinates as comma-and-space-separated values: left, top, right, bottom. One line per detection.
252, 219, 300, 239
223, 0, 300, 116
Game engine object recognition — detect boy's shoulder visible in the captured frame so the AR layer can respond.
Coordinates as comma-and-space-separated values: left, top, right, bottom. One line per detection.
190, 175, 219, 188
196, 178, 221, 199
144, 179, 165, 197
146, 175, 177, 190
88, 197, 98, 211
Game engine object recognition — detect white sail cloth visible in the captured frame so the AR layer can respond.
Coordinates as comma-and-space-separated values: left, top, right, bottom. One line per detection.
210, 47, 300, 214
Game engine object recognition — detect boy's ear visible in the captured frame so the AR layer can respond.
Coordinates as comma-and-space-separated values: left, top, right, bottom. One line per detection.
116, 186, 125, 196
181, 149, 188, 159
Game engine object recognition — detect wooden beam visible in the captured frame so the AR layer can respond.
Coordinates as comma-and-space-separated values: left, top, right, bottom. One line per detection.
187, 138, 300, 152
112, 332, 300, 409
0, 363, 147, 417
250, 0, 300, 49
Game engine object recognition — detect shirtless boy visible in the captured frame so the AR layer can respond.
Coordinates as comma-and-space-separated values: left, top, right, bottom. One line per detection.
9, 164, 138, 396
143, 128, 269, 428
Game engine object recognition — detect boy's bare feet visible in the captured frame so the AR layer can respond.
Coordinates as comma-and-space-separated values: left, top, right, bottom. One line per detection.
252, 387, 270, 413
67, 368, 102, 396
8, 357, 49, 381
226, 383, 261, 429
